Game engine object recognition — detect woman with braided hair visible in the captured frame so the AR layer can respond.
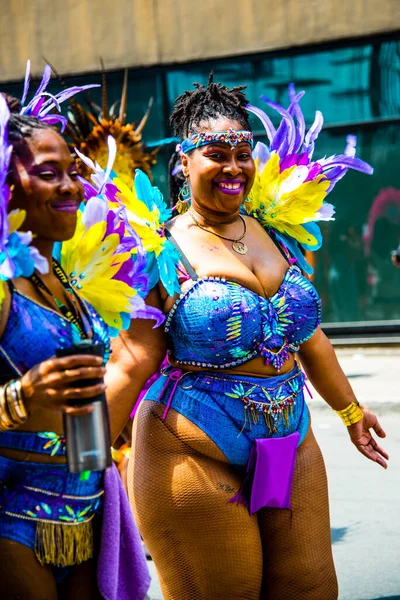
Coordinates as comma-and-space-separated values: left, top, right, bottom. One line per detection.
0, 65, 151, 598
125, 75, 388, 599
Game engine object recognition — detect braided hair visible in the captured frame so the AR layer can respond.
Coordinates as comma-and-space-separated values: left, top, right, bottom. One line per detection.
167, 150, 186, 208
169, 73, 251, 139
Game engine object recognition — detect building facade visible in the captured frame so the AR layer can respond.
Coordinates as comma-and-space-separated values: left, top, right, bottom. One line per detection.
1, 2, 400, 327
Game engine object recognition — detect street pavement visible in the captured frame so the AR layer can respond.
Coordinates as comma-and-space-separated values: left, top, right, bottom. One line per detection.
146, 347, 400, 600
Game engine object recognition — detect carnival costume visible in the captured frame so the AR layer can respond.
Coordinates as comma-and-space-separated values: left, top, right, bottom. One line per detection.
129, 86, 371, 599
0, 64, 151, 599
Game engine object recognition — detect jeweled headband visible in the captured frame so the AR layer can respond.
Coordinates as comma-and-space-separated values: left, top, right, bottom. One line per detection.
180, 128, 254, 154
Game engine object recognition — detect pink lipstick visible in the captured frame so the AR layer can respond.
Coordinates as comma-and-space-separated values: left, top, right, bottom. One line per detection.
214, 180, 245, 196
51, 200, 79, 214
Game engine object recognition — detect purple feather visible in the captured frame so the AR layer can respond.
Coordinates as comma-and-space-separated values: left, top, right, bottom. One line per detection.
324, 166, 348, 193
40, 114, 68, 132
31, 93, 62, 116
79, 178, 98, 200
260, 95, 296, 154
279, 154, 299, 171
40, 85, 100, 116
303, 110, 324, 158
297, 152, 310, 166
271, 121, 289, 157
35, 65, 52, 99
103, 183, 120, 203
20, 60, 31, 106
133, 306, 165, 328
115, 239, 140, 254
23, 95, 46, 116
104, 210, 124, 240
20, 63, 100, 128
288, 90, 306, 153
320, 155, 373, 175
305, 162, 323, 181
245, 104, 276, 145
113, 259, 136, 285
322, 165, 347, 181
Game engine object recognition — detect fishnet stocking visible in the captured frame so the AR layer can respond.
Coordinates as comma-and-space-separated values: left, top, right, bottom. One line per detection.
129, 400, 337, 600
258, 430, 338, 599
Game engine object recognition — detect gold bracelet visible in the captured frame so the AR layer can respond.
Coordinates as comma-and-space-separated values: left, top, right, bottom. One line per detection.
9, 380, 28, 422
5, 382, 20, 423
335, 401, 364, 426
0, 385, 17, 430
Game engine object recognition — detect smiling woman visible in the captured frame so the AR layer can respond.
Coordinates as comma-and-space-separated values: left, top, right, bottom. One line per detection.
0, 82, 150, 600
8, 125, 83, 243
122, 75, 388, 600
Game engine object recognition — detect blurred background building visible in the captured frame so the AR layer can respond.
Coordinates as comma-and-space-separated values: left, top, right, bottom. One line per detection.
1, 0, 400, 334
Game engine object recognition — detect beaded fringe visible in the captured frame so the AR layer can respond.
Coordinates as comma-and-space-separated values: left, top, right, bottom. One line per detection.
34, 517, 94, 567
244, 402, 294, 434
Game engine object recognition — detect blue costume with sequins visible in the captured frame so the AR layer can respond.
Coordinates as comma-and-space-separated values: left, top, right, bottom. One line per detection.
165, 265, 321, 371
0, 283, 110, 571
142, 240, 321, 468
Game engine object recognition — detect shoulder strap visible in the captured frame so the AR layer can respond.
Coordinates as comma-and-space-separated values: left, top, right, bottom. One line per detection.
165, 229, 199, 281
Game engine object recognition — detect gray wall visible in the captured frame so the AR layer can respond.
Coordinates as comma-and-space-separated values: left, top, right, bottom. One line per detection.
1, 0, 399, 81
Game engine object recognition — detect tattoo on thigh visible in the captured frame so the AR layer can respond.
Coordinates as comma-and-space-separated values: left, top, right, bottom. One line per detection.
217, 482, 235, 494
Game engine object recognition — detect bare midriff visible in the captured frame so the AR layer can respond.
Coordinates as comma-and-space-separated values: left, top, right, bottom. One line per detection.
168, 353, 296, 378
0, 412, 67, 464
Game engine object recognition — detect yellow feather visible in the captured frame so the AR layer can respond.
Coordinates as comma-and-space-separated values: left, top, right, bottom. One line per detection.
245, 154, 329, 245
8, 209, 26, 234
60, 211, 139, 328
112, 176, 165, 256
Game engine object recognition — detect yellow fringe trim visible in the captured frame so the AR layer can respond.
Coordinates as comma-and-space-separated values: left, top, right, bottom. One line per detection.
34, 517, 94, 567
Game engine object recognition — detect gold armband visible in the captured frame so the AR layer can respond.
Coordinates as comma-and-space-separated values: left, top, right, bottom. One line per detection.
335, 401, 364, 426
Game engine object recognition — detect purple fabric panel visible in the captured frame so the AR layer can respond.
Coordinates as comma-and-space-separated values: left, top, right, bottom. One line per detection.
97, 464, 150, 600
249, 432, 300, 515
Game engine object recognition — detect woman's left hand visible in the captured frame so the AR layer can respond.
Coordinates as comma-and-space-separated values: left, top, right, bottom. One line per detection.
347, 406, 389, 469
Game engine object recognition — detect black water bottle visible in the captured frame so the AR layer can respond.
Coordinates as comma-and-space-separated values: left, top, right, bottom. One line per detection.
56, 340, 112, 473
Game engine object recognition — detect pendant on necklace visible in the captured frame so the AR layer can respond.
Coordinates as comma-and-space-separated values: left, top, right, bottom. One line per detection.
232, 241, 248, 255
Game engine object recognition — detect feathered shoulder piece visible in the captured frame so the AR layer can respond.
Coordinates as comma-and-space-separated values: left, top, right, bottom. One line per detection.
0, 94, 48, 306
108, 169, 181, 297
59, 136, 165, 337
245, 85, 373, 273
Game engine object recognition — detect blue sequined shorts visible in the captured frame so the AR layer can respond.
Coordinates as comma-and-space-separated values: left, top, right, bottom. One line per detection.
0, 432, 103, 570
143, 364, 309, 467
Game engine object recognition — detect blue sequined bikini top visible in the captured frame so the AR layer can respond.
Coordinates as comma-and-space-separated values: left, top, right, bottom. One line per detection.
0, 284, 110, 378
164, 238, 322, 371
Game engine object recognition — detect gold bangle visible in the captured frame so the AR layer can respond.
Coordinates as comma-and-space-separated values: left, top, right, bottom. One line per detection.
5, 382, 20, 423
335, 401, 364, 426
0, 385, 17, 430
9, 380, 28, 422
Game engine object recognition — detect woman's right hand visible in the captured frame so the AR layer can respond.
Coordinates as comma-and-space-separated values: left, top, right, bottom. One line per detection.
20, 355, 107, 416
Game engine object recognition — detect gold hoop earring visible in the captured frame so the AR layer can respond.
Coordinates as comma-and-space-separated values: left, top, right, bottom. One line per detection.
176, 179, 191, 214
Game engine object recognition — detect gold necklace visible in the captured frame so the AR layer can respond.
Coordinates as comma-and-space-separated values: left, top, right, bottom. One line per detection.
189, 211, 248, 255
